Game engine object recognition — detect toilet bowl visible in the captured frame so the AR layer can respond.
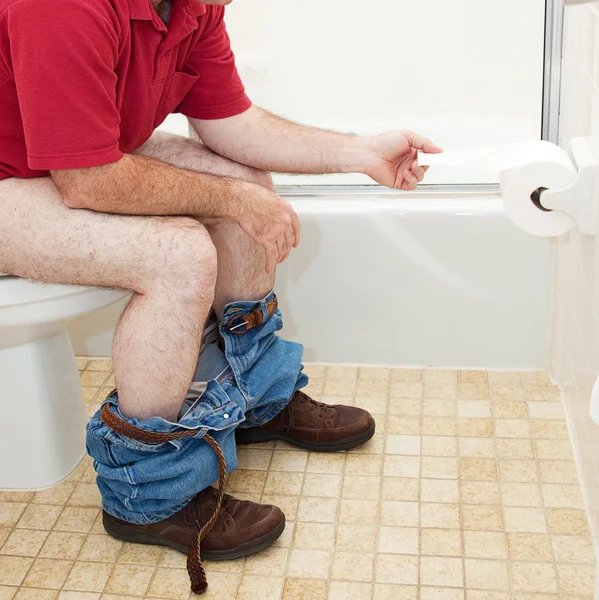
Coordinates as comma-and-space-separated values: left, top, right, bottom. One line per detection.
0, 275, 129, 490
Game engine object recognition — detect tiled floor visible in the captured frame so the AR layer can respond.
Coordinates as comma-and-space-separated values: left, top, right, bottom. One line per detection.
0, 361, 596, 600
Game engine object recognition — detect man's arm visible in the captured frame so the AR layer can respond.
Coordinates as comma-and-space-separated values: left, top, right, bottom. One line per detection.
52, 153, 300, 273
190, 107, 443, 190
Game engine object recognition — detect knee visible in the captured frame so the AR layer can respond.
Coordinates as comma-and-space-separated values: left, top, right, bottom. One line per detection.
149, 217, 218, 296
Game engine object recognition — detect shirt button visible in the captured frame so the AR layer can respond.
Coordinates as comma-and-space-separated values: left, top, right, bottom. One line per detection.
224, 413, 230, 419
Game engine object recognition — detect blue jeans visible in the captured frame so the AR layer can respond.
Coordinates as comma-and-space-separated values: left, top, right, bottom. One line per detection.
86, 291, 308, 525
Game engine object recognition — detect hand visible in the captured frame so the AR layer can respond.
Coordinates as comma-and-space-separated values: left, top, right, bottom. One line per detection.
363, 130, 443, 190
234, 185, 301, 274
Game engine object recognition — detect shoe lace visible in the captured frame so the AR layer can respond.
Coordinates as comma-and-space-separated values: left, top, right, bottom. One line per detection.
100, 404, 226, 595
296, 390, 336, 419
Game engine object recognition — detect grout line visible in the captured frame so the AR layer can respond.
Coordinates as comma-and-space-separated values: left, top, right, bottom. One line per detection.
488, 371, 520, 598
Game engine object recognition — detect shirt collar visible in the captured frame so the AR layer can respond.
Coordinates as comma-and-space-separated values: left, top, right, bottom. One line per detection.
127, 0, 206, 21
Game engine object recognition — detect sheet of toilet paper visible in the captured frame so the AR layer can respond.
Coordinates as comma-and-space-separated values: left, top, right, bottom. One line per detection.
419, 141, 577, 237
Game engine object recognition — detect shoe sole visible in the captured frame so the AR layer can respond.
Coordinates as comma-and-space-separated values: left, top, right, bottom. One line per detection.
103, 512, 286, 561
236, 420, 376, 452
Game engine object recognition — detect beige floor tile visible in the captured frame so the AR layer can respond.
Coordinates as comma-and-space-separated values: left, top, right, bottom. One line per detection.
496, 439, 534, 460
421, 436, 458, 457
511, 562, 558, 593
356, 378, 389, 398
374, 554, 418, 585
457, 419, 494, 437
494, 419, 531, 438
54, 507, 100, 533
422, 417, 456, 436
459, 458, 498, 481
372, 583, 417, 600
335, 524, 377, 553
420, 556, 464, 587
458, 438, 495, 458
79, 372, 110, 387
522, 371, 551, 385
380, 502, 418, 527
420, 479, 459, 503
0, 528, 10, 547
243, 547, 289, 577
388, 398, 421, 417
204, 555, 245, 574
422, 399, 456, 418
306, 454, 346, 474
77, 535, 122, 563
465, 593, 510, 600
354, 397, 388, 416
490, 371, 523, 385
507, 533, 554, 562
15, 505, 62, 531
383, 456, 420, 478
492, 402, 528, 419
531, 420, 569, 439
547, 509, 590, 535
535, 440, 575, 461
345, 455, 382, 476
525, 384, 561, 401
552, 535, 595, 563
459, 371, 490, 384
541, 483, 584, 509
491, 384, 525, 402
33, 483, 76, 506
326, 365, 359, 380
0, 493, 34, 504
386, 416, 421, 435
323, 379, 356, 396
39, 532, 85, 561
0, 556, 34, 586
420, 457, 458, 480
423, 383, 456, 400
463, 531, 506, 559
460, 481, 501, 505
420, 529, 462, 557
377, 527, 419, 555
497, 460, 539, 483
391, 369, 423, 383
282, 577, 327, 600
293, 522, 336, 551
0, 529, 48, 557
390, 383, 422, 399
22, 558, 72, 589
360, 367, 390, 381
457, 401, 491, 418
287, 549, 331, 579
339, 499, 379, 525
527, 402, 565, 420
270, 450, 308, 472
458, 382, 490, 402
262, 471, 303, 496
235, 448, 273, 471
103, 564, 154, 595
331, 552, 374, 582
236, 574, 283, 600
424, 370, 456, 384
14, 590, 59, 600
381, 478, 419, 502
273, 521, 294, 549
342, 475, 381, 500
464, 559, 509, 591
116, 542, 162, 566
420, 588, 465, 600
462, 506, 504, 532
63, 562, 112, 593
147, 567, 191, 599
297, 497, 338, 524
261, 495, 299, 521
353, 433, 386, 456
420, 504, 460, 529
86, 359, 113, 372
328, 581, 373, 600
195, 572, 240, 599
557, 564, 596, 595
538, 460, 579, 484
500, 483, 542, 507
385, 435, 421, 456
302, 473, 342, 498
504, 507, 547, 533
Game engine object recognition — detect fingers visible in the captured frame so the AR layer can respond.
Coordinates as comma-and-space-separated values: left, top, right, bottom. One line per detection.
264, 243, 278, 275
291, 211, 302, 247
402, 169, 418, 190
405, 130, 443, 154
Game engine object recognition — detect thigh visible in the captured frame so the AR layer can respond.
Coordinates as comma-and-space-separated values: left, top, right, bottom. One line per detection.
0, 176, 190, 293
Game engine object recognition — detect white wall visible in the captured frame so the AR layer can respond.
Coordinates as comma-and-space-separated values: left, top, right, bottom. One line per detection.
549, 0, 599, 537
225, 0, 545, 185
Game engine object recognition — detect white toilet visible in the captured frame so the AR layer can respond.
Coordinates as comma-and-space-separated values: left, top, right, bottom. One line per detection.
0, 274, 128, 490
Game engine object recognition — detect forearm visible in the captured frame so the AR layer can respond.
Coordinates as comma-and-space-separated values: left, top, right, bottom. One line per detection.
191, 107, 375, 175
52, 153, 250, 219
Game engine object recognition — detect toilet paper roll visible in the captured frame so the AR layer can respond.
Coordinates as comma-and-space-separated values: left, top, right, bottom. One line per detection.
419, 141, 577, 237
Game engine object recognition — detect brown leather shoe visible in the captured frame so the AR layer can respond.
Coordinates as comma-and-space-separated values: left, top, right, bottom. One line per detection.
103, 487, 285, 561
236, 390, 376, 451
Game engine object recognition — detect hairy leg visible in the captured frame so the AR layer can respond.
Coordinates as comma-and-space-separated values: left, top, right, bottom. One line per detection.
136, 132, 276, 316
0, 177, 217, 421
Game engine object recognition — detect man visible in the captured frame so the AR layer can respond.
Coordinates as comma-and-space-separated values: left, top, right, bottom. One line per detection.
0, 0, 441, 594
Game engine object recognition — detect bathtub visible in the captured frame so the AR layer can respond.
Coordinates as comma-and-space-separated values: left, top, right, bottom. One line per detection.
69, 185, 553, 369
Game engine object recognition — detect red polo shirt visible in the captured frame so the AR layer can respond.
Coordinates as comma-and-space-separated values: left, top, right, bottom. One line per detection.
0, 0, 251, 180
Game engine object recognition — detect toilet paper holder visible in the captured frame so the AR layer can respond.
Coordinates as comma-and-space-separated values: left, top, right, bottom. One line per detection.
537, 137, 599, 236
